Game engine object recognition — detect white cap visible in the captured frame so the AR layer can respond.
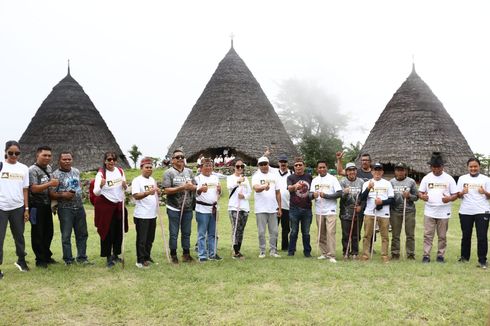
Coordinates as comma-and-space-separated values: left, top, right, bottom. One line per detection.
257, 156, 269, 164
345, 162, 357, 170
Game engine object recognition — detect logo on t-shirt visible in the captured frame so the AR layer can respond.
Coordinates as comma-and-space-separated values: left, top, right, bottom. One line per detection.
144, 185, 154, 192
1, 172, 24, 180
428, 183, 448, 190
295, 180, 310, 198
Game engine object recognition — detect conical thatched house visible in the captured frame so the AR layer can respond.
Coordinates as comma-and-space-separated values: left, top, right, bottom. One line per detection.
19, 68, 130, 171
168, 44, 297, 164
359, 65, 473, 178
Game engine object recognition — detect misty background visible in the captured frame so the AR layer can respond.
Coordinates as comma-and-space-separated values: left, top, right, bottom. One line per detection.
1, 0, 489, 162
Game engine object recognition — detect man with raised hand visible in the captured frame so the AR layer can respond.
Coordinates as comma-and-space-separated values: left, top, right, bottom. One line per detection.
273, 154, 291, 252
418, 152, 458, 264
29, 146, 59, 268
389, 162, 418, 260
252, 156, 282, 258
51, 152, 90, 265
360, 163, 394, 263
162, 149, 197, 264
287, 157, 314, 257
311, 160, 342, 262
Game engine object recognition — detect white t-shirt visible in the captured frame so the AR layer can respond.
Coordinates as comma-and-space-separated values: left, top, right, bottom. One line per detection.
0, 161, 29, 211
270, 166, 291, 210
131, 175, 158, 219
362, 178, 394, 218
457, 173, 490, 215
227, 174, 251, 212
311, 173, 342, 215
94, 168, 126, 203
252, 170, 280, 214
195, 174, 220, 214
419, 171, 457, 219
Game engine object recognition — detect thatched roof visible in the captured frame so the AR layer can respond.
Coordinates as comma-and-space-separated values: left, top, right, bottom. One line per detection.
19, 68, 130, 171
359, 65, 473, 177
167, 45, 297, 164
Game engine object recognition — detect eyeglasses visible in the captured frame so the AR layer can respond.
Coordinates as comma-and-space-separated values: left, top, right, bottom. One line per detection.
361, 159, 371, 162
7, 151, 21, 156
258, 162, 268, 166
294, 163, 304, 167
173, 155, 185, 160
106, 158, 116, 162
235, 165, 245, 169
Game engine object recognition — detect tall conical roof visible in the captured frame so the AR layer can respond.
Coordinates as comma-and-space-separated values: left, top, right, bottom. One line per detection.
19, 69, 130, 171
359, 65, 473, 176
168, 46, 297, 163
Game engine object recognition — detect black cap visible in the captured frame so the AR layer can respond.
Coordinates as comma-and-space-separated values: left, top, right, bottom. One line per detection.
373, 162, 383, 170
427, 152, 444, 167
278, 154, 288, 162
394, 162, 407, 169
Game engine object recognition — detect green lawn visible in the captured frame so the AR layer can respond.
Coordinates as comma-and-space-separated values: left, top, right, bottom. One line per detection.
1, 180, 489, 325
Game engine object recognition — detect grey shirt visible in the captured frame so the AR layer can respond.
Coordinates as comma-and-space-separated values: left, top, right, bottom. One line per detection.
389, 177, 418, 213
29, 164, 52, 206
339, 177, 365, 220
162, 166, 196, 211
52, 168, 84, 209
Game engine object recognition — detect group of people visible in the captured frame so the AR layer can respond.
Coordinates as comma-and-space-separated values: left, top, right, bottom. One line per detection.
0, 141, 489, 280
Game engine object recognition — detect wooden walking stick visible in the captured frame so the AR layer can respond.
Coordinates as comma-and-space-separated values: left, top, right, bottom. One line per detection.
214, 204, 219, 257
231, 182, 242, 255
401, 187, 408, 260
121, 198, 126, 269
345, 192, 360, 259
370, 191, 378, 260
156, 188, 170, 263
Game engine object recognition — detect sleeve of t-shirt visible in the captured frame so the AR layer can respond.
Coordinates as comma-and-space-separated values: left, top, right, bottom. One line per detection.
485, 177, 490, 192
419, 178, 427, 193
227, 175, 237, 191
131, 177, 141, 195
287, 175, 293, 187
333, 177, 342, 192
310, 178, 317, 194
251, 174, 259, 187
456, 177, 464, 193
243, 179, 252, 200
93, 171, 104, 196
388, 182, 395, 197
22, 166, 29, 188
189, 170, 197, 185
29, 167, 39, 186
274, 175, 280, 191
162, 171, 172, 188
121, 169, 126, 182
449, 176, 458, 195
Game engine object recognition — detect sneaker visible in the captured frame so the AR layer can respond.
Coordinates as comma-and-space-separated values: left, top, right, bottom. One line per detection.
182, 254, 194, 263
46, 258, 58, 265
360, 255, 369, 261
106, 259, 116, 268
304, 253, 312, 258
135, 262, 150, 269
171, 255, 179, 264
391, 254, 400, 260
111, 255, 123, 263
77, 259, 94, 265
15, 260, 30, 272
477, 262, 488, 269
36, 261, 48, 268
64, 260, 75, 266
258, 252, 266, 258
287, 252, 294, 256
199, 258, 208, 263
422, 256, 430, 263
407, 255, 415, 260
270, 252, 281, 258
328, 257, 337, 264
351, 254, 359, 260
382, 256, 390, 263
209, 254, 223, 261
458, 257, 469, 263
436, 256, 445, 263
317, 255, 327, 260
147, 258, 158, 265
232, 252, 244, 260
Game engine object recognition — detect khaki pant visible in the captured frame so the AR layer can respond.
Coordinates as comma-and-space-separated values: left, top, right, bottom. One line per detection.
362, 215, 390, 259
423, 216, 449, 258
316, 214, 336, 258
390, 209, 416, 257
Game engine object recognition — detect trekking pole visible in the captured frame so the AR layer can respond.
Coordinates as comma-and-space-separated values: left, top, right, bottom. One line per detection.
401, 187, 408, 260
214, 205, 219, 257
121, 197, 126, 269
316, 214, 323, 257
179, 190, 188, 226
156, 189, 170, 263
231, 182, 242, 255
370, 191, 378, 260
345, 192, 360, 259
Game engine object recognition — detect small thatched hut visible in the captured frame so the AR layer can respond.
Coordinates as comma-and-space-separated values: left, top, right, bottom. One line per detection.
19, 68, 130, 171
359, 65, 473, 178
167, 44, 297, 164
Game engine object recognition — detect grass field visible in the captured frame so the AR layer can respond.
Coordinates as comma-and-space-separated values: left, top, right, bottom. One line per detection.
1, 178, 489, 325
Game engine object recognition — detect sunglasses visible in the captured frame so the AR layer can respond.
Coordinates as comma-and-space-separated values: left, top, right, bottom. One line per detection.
173, 155, 185, 160
106, 158, 117, 162
258, 162, 268, 166
294, 163, 304, 167
7, 151, 21, 156
235, 165, 245, 169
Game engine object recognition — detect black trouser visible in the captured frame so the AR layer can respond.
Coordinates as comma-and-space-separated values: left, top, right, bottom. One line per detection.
341, 218, 359, 256
100, 213, 123, 258
30, 204, 53, 263
277, 209, 290, 251
459, 214, 489, 264
0, 207, 27, 265
134, 217, 156, 263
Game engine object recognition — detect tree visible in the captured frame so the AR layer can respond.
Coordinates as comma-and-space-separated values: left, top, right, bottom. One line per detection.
474, 153, 490, 175
275, 78, 347, 165
128, 144, 142, 169
342, 142, 363, 163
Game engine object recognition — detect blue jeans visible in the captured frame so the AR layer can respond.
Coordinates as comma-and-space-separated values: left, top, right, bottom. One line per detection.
196, 212, 217, 259
288, 206, 312, 256
58, 207, 88, 262
167, 209, 193, 252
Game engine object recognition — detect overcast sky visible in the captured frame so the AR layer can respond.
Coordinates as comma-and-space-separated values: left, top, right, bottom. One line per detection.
1, 0, 489, 161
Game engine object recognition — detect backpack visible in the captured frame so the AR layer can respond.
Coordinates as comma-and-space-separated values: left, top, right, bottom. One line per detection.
89, 167, 124, 205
